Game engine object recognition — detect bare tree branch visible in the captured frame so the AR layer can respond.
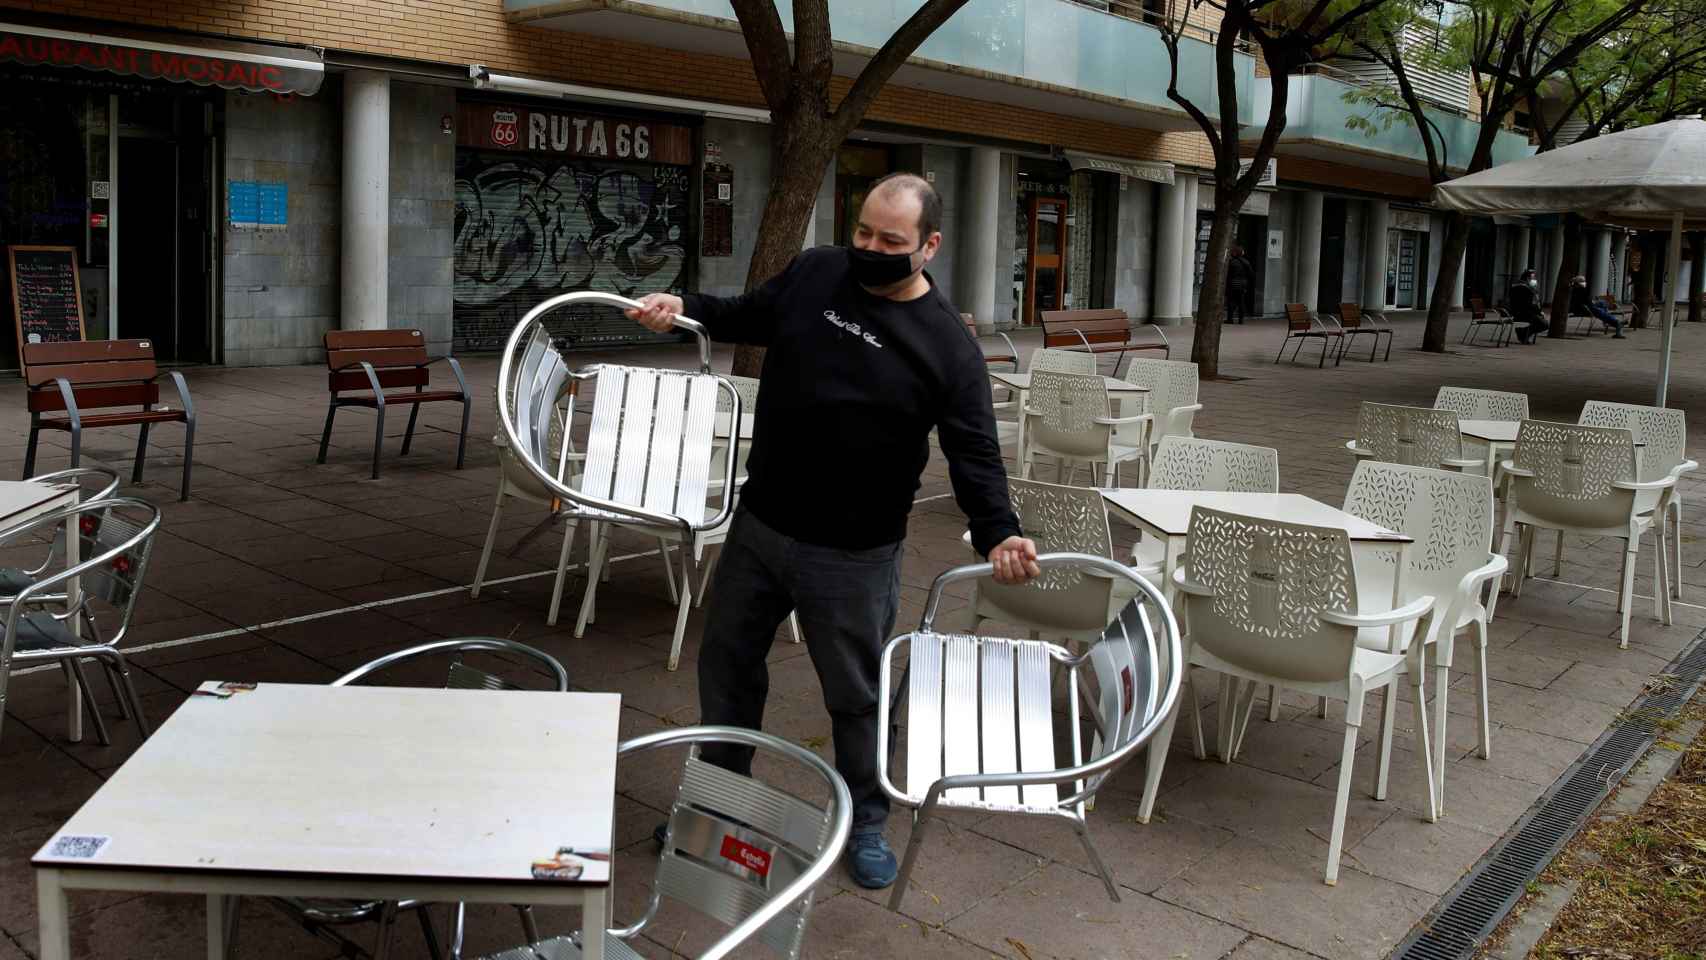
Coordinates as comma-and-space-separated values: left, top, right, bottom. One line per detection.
727, 0, 795, 110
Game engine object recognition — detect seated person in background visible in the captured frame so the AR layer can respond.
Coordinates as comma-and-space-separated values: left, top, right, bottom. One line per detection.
1569, 274, 1625, 338
1508, 268, 1548, 344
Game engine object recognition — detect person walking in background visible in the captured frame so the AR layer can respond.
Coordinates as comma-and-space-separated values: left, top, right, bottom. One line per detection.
1508, 268, 1548, 344
1570, 274, 1625, 338
1225, 244, 1254, 324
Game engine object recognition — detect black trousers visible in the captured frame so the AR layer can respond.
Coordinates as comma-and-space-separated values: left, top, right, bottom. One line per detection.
1226, 283, 1248, 324
697, 508, 902, 833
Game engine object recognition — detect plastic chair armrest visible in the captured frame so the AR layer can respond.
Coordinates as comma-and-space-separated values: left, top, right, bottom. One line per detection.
1093, 413, 1152, 426
1176, 403, 1205, 416
1320, 594, 1435, 628
1442, 458, 1483, 471
1497, 461, 1534, 478
1612, 477, 1676, 492
1170, 566, 1211, 596
1673, 459, 1699, 478
1346, 441, 1373, 457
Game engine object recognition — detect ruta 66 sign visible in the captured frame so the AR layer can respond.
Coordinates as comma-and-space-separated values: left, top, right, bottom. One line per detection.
458, 103, 692, 166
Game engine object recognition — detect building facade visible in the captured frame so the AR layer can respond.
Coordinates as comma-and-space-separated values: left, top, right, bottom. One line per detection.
0, 0, 1554, 369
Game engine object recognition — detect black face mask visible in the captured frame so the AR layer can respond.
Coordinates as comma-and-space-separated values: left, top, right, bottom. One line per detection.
849, 244, 921, 289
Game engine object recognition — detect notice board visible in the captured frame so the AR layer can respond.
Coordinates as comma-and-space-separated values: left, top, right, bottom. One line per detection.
7, 245, 86, 366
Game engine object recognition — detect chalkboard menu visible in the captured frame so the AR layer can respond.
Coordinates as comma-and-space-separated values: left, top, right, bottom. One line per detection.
8, 245, 86, 365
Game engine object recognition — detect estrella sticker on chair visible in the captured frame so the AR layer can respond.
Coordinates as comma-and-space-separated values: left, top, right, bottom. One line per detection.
720, 835, 772, 876
1120, 666, 1134, 718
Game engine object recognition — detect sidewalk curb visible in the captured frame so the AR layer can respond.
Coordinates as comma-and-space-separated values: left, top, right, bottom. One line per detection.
1483, 709, 1705, 960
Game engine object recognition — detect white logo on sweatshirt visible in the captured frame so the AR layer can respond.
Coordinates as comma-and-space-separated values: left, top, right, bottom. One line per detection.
823, 310, 883, 349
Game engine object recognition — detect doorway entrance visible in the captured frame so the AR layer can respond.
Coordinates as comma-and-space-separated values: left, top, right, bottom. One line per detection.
1024, 194, 1067, 324
116, 94, 214, 363
1317, 197, 1348, 314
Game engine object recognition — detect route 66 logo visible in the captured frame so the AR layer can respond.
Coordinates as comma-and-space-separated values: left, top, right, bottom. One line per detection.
490, 110, 519, 147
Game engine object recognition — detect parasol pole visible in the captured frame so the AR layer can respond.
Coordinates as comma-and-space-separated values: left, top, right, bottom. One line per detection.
1657, 210, 1684, 406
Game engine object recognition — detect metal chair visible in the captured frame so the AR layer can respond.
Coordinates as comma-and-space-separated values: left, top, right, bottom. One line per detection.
478, 725, 852, 960
0, 497, 158, 748
1277, 303, 1342, 367
1460, 298, 1515, 346
496, 292, 740, 671
256, 638, 570, 960
471, 375, 588, 626
1342, 462, 1506, 811
1499, 420, 1674, 648
878, 553, 1183, 909
1020, 371, 1149, 486
1576, 401, 1694, 600
1170, 507, 1439, 885
1, 467, 122, 600
962, 312, 1019, 373
1347, 402, 1481, 471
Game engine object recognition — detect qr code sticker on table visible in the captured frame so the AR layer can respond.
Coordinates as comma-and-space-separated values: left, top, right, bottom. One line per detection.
47, 835, 110, 860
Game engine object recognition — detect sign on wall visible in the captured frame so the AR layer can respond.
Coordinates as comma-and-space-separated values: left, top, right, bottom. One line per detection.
228, 181, 287, 230
457, 103, 693, 166
1391, 209, 1430, 232
1267, 229, 1284, 260
1237, 157, 1278, 187
0, 22, 324, 95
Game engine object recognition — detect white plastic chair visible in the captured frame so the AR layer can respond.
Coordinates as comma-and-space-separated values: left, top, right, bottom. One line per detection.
478, 726, 852, 960
1576, 401, 1694, 600
1433, 387, 1530, 422
1347, 402, 1480, 471
1129, 436, 1280, 581
496, 292, 740, 671
1499, 420, 1675, 648
878, 553, 1182, 908
1170, 506, 1438, 885
956, 478, 1140, 647
1028, 347, 1098, 375
1119, 358, 1201, 481
1342, 462, 1506, 808
1021, 371, 1149, 486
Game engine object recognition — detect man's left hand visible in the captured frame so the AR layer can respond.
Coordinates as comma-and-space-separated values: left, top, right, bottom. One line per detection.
989, 536, 1041, 585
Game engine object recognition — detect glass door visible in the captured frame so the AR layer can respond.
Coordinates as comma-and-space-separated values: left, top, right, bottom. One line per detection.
1024, 194, 1067, 325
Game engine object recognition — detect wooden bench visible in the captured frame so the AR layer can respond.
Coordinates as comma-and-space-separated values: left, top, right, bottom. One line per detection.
318, 329, 472, 480
1276, 303, 1341, 367
22, 339, 196, 501
1336, 303, 1393, 362
1038, 308, 1169, 371
961, 313, 1018, 370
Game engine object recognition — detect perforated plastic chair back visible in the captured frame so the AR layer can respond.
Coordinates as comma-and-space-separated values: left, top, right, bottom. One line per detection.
1342, 461, 1494, 616
979, 478, 1117, 632
1147, 436, 1279, 492
1356, 402, 1466, 468
1510, 419, 1638, 529
1027, 370, 1110, 459
1121, 358, 1198, 442
1579, 400, 1686, 482
1434, 386, 1530, 422
1179, 506, 1360, 684
1028, 347, 1097, 375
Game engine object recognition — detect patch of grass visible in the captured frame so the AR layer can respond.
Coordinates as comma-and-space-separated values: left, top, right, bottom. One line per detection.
1528, 696, 1706, 959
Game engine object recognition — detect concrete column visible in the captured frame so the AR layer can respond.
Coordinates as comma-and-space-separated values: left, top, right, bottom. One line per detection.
1612, 231, 1628, 297
341, 70, 390, 331
1546, 224, 1566, 293
1294, 190, 1323, 312
1590, 229, 1613, 296
1178, 176, 1200, 318
1361, 199, 1389, 310
1513, 226, 1532, 277
958, 147, 1000, 332
1151, 176, 1189, 324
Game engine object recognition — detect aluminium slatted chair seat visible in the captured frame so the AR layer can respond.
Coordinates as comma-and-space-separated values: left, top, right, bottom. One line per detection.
878, 553, 1182, 910
496, 292, 739, 671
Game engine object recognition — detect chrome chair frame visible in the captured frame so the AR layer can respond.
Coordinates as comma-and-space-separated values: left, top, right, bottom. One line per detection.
877, 553, 1183, 910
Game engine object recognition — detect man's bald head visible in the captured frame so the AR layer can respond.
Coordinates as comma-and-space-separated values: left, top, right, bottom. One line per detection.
867, 172, 942, 240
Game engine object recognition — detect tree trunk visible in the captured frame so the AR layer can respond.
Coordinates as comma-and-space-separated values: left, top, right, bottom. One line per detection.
1547, 214, 1583, 338
730, 113, 839, 377
1632, 232, 1655, 330
1421, 212, 1471, 352
1689, 231, 1704, 323
1189, 186, 1238, 379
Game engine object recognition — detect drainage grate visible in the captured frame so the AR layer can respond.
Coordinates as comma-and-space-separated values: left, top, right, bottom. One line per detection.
1391, 629, 1706, 960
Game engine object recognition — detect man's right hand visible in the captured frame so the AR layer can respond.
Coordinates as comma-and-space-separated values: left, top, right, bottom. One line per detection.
626, 293, 684, 333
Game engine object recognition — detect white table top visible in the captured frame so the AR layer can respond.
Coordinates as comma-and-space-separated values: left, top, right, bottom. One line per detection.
990, 371, 1147, 393
1458, 419, 1519, 443
0, 479, 75, 530
35, 682, 621, 886
1099, 489, 1413, 543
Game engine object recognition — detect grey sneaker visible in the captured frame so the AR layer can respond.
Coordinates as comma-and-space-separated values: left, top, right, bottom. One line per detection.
846, 831, 898, 889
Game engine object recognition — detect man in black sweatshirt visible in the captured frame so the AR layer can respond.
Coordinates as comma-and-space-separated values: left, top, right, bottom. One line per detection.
626, 172, 1039, 890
